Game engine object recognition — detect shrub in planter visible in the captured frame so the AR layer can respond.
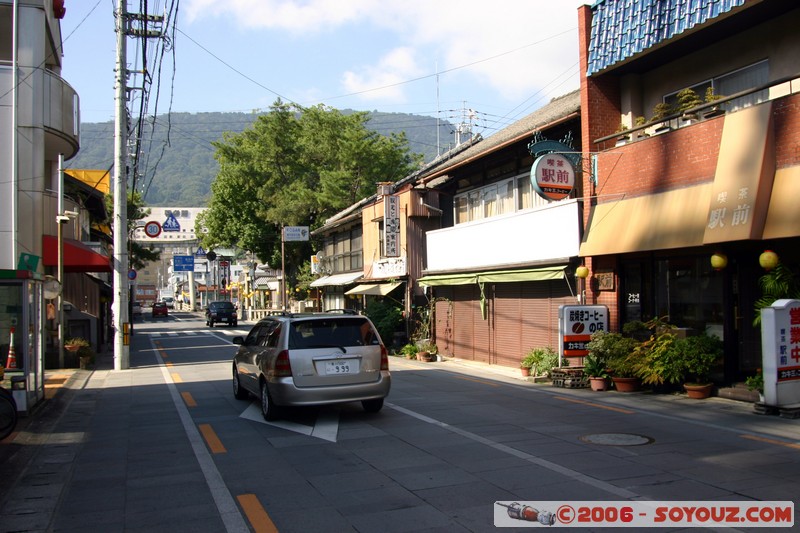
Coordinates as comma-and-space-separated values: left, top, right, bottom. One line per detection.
522, 346, 558, 377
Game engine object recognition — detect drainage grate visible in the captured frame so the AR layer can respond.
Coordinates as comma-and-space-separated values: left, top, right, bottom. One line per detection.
579, 433, 654, 446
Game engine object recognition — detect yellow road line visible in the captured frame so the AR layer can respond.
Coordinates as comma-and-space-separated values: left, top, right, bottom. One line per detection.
556, 396, 635, 414
171, 373, 182, 383
453, 375, 500, 387
198, 423, 226, 454
237, 494, 279, 533
741, 434, 800, 450
181, 391, 197, 407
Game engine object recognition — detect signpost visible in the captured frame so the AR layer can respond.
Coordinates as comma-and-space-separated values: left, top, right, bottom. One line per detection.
760, 299, 800, 409
558, 305, 609, 366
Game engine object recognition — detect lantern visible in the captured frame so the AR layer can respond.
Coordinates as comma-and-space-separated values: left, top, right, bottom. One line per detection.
575, 266, 590, 279
759, 250, 779, 271
710, 253, 727, 271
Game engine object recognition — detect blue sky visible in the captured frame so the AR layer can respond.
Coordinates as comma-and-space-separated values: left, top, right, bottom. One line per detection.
60, 1, 588, 136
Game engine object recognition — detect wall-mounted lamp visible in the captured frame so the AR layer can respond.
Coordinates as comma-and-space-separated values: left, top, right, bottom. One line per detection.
759, 250, 779, 271
575, 266, 590, 279
710, 253, 728, 271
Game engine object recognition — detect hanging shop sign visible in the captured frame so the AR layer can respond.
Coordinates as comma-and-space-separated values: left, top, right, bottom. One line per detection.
558, 305, 608, 364
384, 195, 400, 257
531, 153, 576, 201
527, 135, 580, 202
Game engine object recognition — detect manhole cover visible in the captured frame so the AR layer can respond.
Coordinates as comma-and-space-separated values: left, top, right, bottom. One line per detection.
580, 433, 653, 446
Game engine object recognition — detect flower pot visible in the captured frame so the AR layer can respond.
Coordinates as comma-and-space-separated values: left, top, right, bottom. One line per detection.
416, 351, 434, 362
589, 377, 610, 391
65, 344, 81, 353
79, 356, 93, 370
612, 377, 641, 392
684, 383, 713, 399
520, 367, 531, 377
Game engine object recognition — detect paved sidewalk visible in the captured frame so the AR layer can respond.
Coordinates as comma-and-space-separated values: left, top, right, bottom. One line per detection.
1, 330, 798, 531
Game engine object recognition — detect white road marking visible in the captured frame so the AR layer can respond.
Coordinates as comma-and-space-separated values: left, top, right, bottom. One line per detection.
239, 403, 339, 442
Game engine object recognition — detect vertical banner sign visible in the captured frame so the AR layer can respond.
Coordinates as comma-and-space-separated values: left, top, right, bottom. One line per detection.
760, 298, 800, 406
384, 195, 400, 257
559, 305, 608, 363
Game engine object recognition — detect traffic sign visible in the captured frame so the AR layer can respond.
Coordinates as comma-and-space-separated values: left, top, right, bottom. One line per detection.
173, 255, 195, 272
144, 221, 162, 238
128, 269, 137, 280
163, 214, 181, 232
195, 246, 206, 256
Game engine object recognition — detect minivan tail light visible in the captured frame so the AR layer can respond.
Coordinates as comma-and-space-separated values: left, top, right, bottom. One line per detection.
380, 344, 389, 371
275, 350, 293, 377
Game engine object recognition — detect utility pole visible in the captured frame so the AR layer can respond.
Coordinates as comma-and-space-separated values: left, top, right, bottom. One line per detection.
112, 2, 164, 370
113, 0, 130, 370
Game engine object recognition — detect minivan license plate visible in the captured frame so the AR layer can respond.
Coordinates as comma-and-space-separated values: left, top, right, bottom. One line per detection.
325, 360, 356, 374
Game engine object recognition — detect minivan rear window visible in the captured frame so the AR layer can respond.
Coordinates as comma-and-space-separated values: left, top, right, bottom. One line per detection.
289, 318, 378, 349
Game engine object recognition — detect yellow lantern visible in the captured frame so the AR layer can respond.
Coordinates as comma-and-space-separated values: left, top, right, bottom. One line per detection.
759, 250, 779, 271
575, 266, 590, 279
710, 253, 727, 271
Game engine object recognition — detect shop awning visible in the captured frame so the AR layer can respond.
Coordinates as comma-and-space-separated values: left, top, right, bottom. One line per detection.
579, 184, 712, 256
345, 281, 402, 296
42, 235, 112, 273
418, 266, 566, 287
309, 271, 363, 287
763, 166, 800, 239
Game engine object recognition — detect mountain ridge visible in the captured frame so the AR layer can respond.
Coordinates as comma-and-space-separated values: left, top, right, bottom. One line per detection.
68, 110, 453, 207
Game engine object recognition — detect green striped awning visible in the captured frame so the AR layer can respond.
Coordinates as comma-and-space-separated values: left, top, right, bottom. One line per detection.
417, 266, 566, 287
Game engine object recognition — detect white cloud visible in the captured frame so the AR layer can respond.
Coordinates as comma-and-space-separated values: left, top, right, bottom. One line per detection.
341, 47, 423, 102
183, 0, 586, 107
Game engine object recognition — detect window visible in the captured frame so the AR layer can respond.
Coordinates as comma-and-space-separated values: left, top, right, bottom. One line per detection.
455, 173, 550, 224
663, 60, 769, 117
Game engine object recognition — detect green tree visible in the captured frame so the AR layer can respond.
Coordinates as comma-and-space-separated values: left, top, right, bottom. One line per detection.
197, 100, 420, 272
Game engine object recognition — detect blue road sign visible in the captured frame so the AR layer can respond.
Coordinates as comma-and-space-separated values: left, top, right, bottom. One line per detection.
173, 255, 195, 272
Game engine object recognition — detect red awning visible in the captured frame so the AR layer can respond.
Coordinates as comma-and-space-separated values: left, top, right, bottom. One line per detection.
42, 235, 112, 273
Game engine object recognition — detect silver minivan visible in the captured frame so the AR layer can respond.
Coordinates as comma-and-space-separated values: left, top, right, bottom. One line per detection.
232, 313, 391, 420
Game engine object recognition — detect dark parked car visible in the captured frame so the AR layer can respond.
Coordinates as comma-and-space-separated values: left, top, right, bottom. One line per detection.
205, 301, 237, 327
231, 313, 391, 420
152, 302, 168, 318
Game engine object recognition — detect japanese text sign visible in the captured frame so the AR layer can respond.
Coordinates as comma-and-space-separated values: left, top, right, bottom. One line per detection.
760, 299, 800, 406
559, 305, 608, 360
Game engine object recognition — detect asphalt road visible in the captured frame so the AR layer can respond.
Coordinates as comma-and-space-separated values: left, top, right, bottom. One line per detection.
1, 310, 798, 531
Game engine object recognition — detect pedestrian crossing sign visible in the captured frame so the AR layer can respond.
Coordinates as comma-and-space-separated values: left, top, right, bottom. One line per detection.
163, 214, 181, 232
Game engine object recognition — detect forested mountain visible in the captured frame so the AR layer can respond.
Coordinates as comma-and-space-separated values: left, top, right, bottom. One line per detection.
68, 111, 452, 207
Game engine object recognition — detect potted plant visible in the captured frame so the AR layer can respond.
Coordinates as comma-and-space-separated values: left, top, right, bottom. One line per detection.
399, 343, 417, 360
634, 116, 649, 139
615, 123, 631, 146
676, 333, 722, 399
630, 318, 683, 389
65, 338, 94, 369
676, 87, 703, 121
64, 337, 89, 353
745, 369, 764, 403
416, 340, 437, 362
522, 346, 558, 378
587, 330, 640, 391
520, 353, 536, 377
651, 102, 673, 134
703, 87, 726, 118
583, 353, 610, 391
